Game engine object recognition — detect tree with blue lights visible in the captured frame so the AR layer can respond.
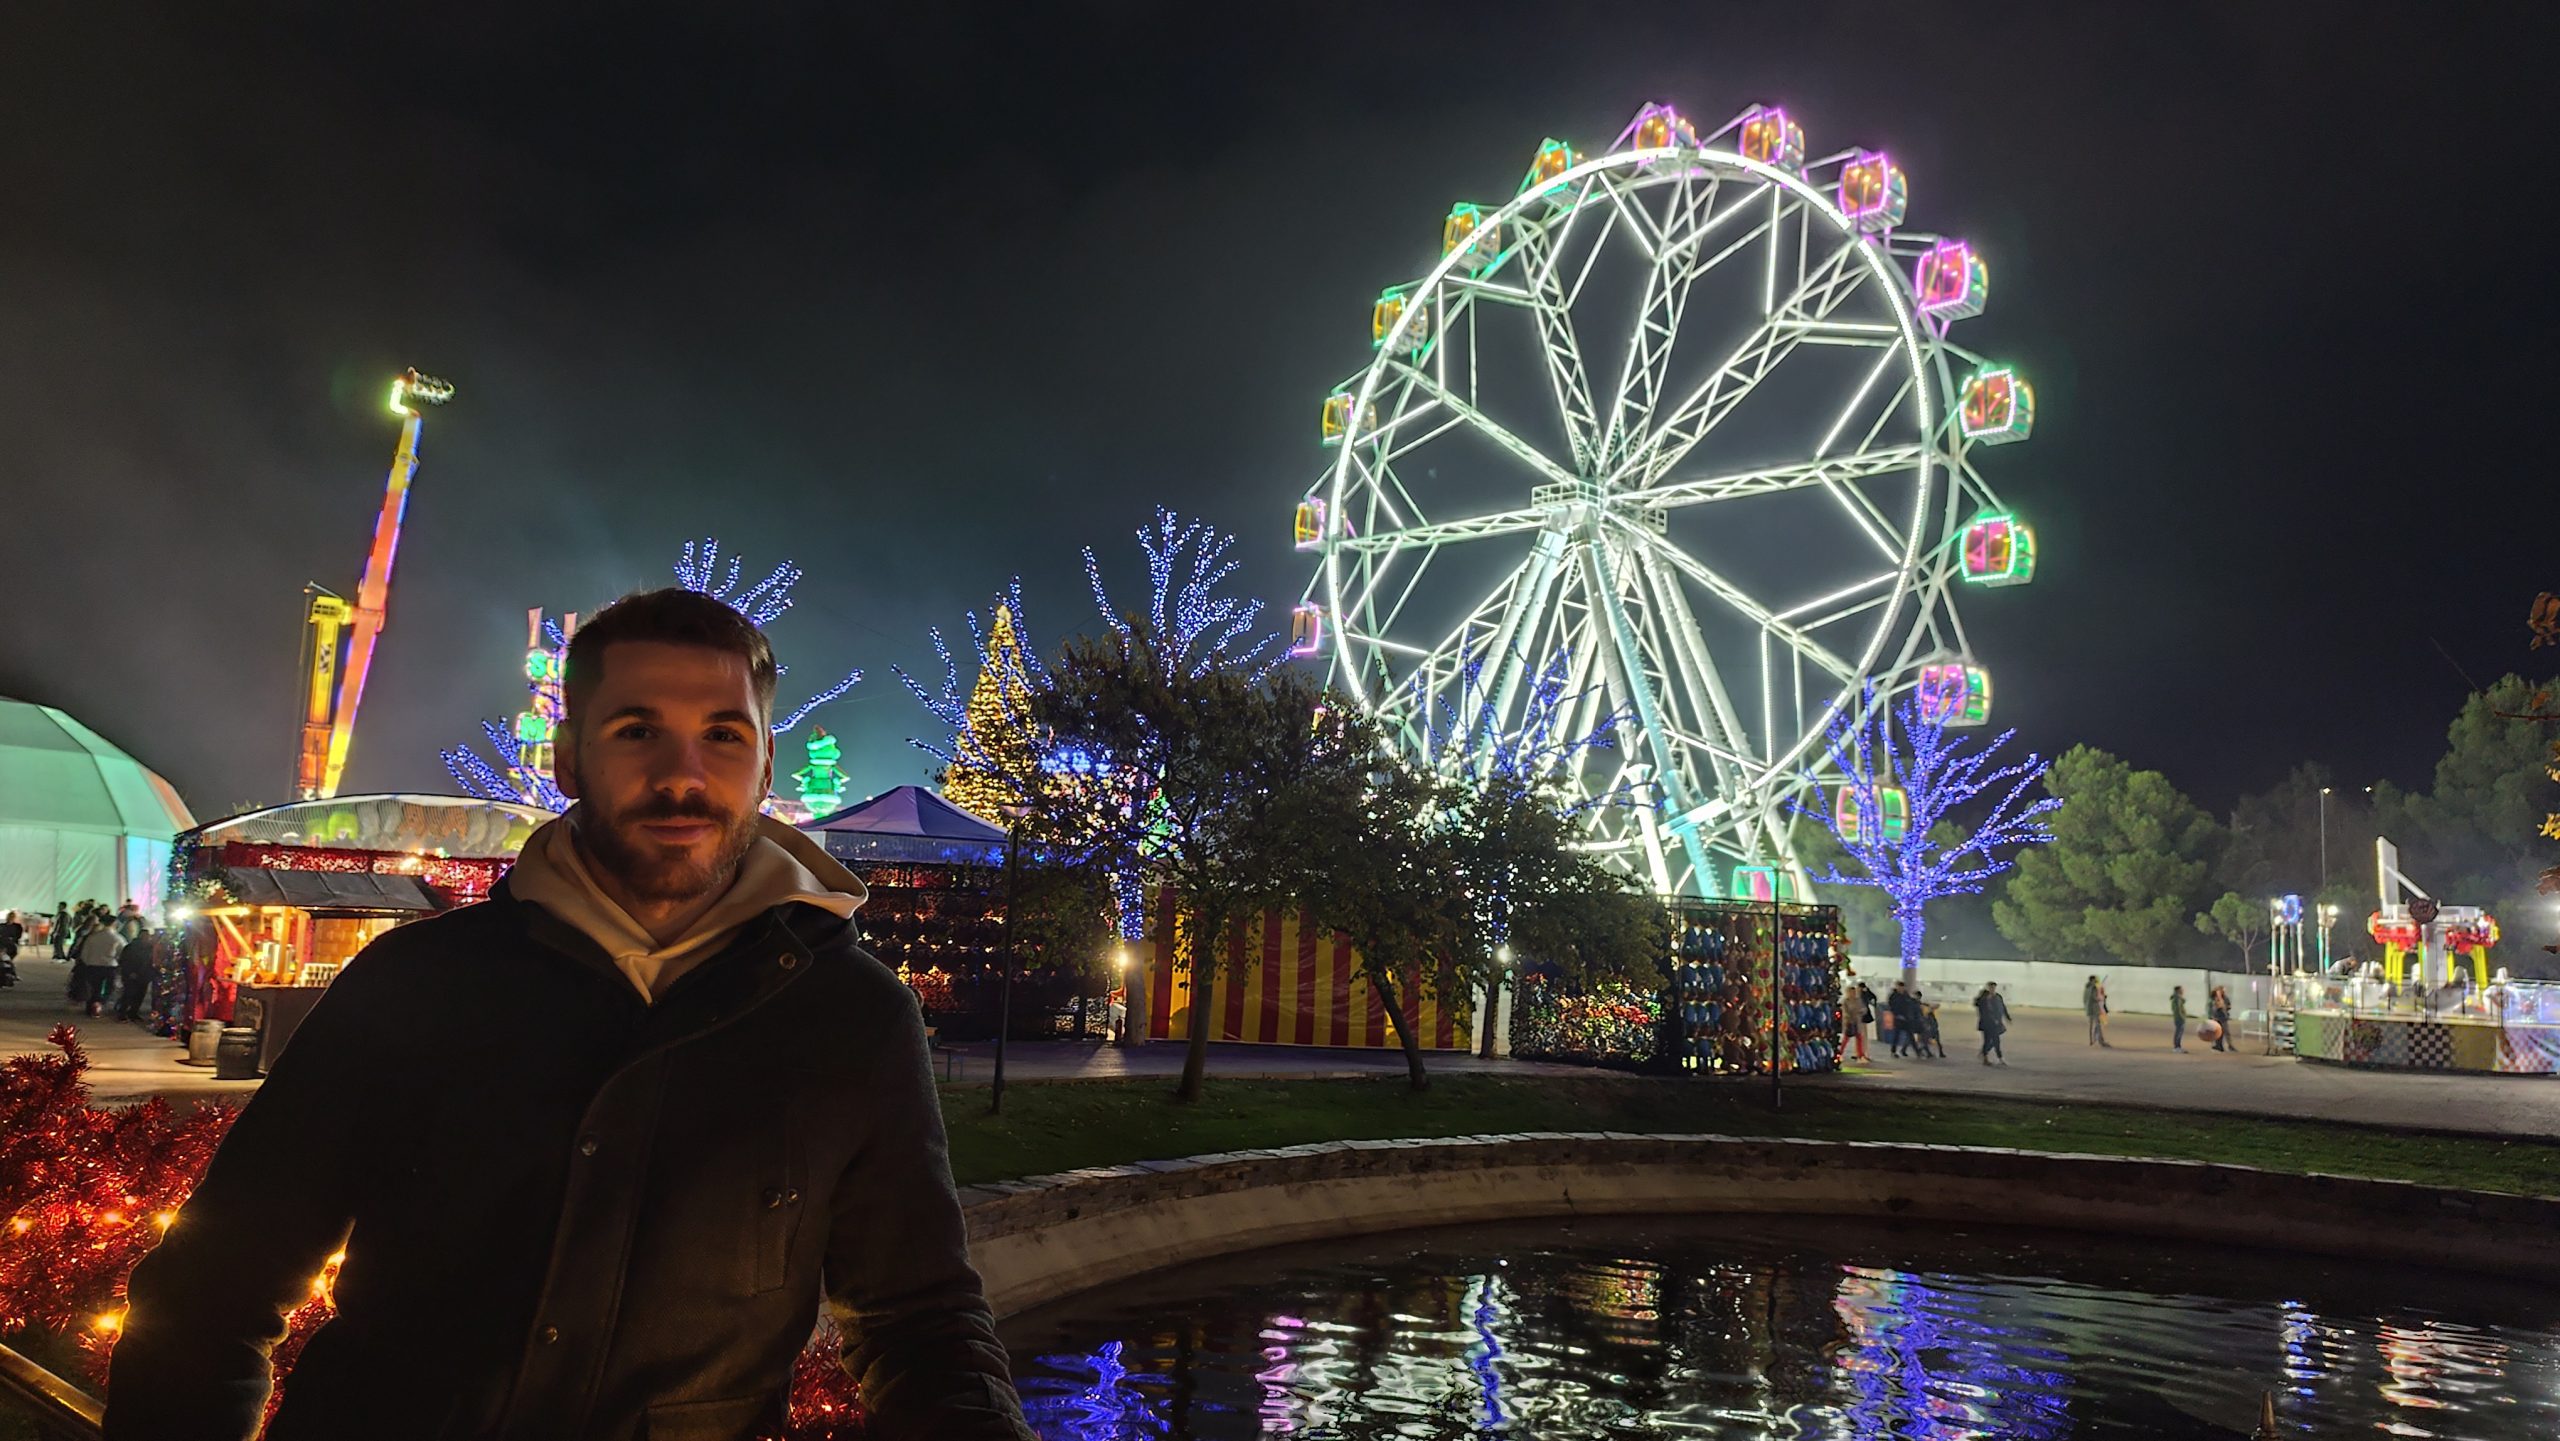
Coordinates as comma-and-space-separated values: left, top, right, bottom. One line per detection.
441, 537, 861, 810
1084, 507, 1287, 682
1804, 682, 2060, 979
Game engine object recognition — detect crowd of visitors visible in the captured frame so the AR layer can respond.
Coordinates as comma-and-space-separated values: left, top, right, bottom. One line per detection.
1838, 969, 2250, 1067
1846, 975, 1961, 1061
4, 898, 167, 1021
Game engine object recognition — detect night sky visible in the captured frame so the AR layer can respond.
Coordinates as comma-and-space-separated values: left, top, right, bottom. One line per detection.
3, 3, 2550, 822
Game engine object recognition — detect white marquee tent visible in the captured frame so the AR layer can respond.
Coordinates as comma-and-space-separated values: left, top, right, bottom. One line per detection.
0, 697, 196, 924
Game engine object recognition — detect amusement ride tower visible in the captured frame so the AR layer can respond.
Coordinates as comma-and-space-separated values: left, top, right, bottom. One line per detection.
293, 368, 454, 800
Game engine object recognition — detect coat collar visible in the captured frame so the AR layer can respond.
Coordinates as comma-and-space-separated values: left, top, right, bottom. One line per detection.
487, 877, 851, 1034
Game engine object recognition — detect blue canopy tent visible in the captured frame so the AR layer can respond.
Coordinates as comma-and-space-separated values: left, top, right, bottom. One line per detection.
800, 785, 1007, 866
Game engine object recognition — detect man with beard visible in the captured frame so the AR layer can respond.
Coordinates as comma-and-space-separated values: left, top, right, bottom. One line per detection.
108, 589, 1035, 1441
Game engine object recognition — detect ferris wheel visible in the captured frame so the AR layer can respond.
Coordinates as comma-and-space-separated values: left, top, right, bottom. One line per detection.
1294, 100, 2040, 899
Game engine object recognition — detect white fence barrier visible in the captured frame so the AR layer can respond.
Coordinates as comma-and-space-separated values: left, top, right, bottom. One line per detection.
1845, 956, 2277, 1022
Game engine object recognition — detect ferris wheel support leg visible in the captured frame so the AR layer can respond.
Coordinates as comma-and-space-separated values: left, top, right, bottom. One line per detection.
1476, 527, 1570, 755
1578, 542, 1713, 896
1629, 544, 1759, 823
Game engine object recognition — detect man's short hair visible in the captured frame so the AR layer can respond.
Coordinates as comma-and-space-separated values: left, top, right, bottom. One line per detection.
563, 588, 779, 732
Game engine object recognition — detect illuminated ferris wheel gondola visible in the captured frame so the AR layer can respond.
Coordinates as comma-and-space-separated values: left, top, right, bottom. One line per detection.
1294, 100, 2041, 898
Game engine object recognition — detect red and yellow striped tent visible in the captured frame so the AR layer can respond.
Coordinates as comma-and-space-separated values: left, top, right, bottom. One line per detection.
1141, 893, 1470, 1050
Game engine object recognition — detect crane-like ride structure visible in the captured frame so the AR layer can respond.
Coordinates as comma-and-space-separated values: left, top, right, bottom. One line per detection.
293, 368, 455, 800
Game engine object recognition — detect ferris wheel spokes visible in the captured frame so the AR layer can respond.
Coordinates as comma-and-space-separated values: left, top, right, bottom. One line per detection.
1617, 238, 1875, 493
1381, 359, 1578, 490
1635, 445, 1926, 513
1597, 173, 1726, 473
1517, 223, 1604, 473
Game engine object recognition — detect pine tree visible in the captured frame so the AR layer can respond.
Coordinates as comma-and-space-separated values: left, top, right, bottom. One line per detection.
939, 601, 1042, 823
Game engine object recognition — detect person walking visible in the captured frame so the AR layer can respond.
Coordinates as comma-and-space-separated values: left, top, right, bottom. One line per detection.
105, 588, 1038, 1441
50, 903, 72, 960
1917, 989, 1947, 1058
2170, 985, 2190, 1052
1974, 982, 2010, 1065
0, 911, 22, 989
64, 908, 94, 1003
1886, 981, 1914, 1057
2209, 984, 2234, 1052
115, 930, 159, 1023
1844, 977, 1872, 1063
2082, 975, 2106, 1046
73, 919, 122, 1019
88, 906, 119, 1015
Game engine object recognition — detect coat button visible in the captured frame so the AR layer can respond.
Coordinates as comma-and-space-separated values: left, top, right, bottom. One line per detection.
784, 1188, 801, 1205
762, 1188, 786, 1209
539, 1326, 560, 1345
778, 953, 799, 970
577, 1135, 599, 1157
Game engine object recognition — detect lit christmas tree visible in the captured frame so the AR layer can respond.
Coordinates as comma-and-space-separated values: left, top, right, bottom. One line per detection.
938, 601, 1040, 823
443, 537, 861, 809
1802, 680, 2059, 977
900, 581, 1053, 824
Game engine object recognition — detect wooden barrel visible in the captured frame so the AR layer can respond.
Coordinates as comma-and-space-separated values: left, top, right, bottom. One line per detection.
214, 1026, 262, 1081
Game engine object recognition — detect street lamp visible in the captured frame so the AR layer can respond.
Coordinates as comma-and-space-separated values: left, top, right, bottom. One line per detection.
991, 802, 1030, 1115
2319, 787, 2332, 893
1111, 947, 1130, 1047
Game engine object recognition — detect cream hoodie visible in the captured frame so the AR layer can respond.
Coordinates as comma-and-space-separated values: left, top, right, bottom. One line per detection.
508, 809, 867, 1004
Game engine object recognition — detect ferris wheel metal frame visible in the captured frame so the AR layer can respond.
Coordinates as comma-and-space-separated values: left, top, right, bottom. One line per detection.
1295, 100, 2040, 899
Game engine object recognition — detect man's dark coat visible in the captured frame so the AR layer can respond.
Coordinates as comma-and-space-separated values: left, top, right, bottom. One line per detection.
104, 882, 1035, 1441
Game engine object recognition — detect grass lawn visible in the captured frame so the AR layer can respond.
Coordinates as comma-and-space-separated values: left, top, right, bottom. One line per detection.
940, 1072, 2560, 1198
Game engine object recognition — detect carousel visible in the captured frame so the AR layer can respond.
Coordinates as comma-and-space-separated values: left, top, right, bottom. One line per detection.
2285, 838, 2560, 1074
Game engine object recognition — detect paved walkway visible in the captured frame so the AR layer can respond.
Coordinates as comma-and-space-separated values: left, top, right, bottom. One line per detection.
1841, 1005, 2560, 1138
0, 951, 262, 1106
8, 947, 2557, 1138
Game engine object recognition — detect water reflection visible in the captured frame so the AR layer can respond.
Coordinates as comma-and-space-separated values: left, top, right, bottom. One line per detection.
1003, 1218, 2560, 1439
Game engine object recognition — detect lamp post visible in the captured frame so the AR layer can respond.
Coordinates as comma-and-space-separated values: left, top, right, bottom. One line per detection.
1112, 948, 1130, 1046
991, 804, 1029, 1116
2319, 787, 2332, 894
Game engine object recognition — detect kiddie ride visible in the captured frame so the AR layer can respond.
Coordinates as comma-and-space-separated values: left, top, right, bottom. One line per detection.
2285, 838, 2560, 1074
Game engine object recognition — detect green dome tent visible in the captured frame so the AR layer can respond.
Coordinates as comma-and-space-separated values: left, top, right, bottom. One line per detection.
0, 697, 195, 922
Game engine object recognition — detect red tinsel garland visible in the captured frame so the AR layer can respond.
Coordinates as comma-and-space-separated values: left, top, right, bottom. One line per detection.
0, 1027, 872, 1432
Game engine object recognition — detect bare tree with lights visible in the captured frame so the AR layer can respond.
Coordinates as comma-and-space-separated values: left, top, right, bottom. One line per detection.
1803, 681, 2060, 980
441, 537, 861, 810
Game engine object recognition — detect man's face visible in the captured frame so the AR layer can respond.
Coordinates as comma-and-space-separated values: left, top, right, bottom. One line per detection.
555, 640, 772, 905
